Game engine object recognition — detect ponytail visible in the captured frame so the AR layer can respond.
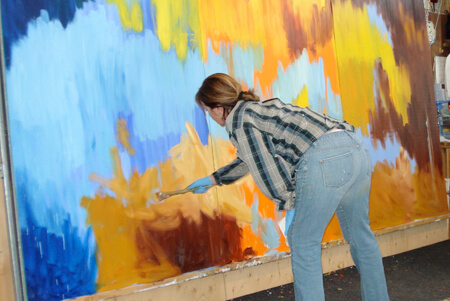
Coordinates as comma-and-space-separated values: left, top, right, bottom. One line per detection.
237, 90, 259, 102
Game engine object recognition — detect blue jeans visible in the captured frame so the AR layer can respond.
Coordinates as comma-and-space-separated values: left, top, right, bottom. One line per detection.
287, 130, 389, 301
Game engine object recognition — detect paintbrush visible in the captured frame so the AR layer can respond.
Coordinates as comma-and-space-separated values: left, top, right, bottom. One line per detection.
156, 185, 213, 202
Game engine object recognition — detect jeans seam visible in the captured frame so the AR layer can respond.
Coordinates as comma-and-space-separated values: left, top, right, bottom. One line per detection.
338, 204, 354, 246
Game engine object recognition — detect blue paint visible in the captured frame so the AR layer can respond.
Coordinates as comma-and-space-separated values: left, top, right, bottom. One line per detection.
194, 106, 210, 145
21, 202, 97, 301
366, 4, 393, 45
250, 195, 260, 234
0, 0, 89, 67
284, 209, 294, 236
272, 51, 343, 116
260, 218, 280, 251
2, 1, 269, 298
232, 42, 263, 85
326, 77, 344, 120
360, 127, 416, 173
250, 195, 280, 251
5, 6, 213, 234
140, 0, 155, 32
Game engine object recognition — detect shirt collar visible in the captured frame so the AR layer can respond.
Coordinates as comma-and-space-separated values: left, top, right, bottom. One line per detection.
224, 101, 242, 131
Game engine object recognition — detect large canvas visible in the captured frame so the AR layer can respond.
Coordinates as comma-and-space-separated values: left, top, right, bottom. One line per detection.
1, 0, 447, 300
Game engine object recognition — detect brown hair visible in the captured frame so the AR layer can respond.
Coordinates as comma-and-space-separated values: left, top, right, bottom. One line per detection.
195, 73, 260, 120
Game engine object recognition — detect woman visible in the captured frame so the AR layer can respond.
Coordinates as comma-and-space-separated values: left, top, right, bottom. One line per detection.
188, 73, 389, 301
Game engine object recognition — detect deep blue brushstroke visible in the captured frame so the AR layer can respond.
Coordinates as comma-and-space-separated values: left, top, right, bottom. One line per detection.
140, 0, 155, 32
1, 0, 89, 68
130, 132, 183, 174
21, 201, 97, 300
195, 106, 210, 145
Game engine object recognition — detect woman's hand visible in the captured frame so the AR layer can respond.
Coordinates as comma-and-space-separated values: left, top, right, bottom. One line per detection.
187, 176, 214, 193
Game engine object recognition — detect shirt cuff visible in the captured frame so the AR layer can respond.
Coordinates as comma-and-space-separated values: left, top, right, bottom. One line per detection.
212, 172, 222, 186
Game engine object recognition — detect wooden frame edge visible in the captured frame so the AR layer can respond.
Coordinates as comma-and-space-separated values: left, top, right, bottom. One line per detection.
0, 178, 16, 301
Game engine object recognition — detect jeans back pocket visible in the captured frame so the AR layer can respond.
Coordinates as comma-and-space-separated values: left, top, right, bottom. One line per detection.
320, 151, 353, 187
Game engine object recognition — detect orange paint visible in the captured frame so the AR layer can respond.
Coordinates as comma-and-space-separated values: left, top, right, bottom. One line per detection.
369, 148, 448, 230
83, 113, 447, 290
116, 118, 135, 155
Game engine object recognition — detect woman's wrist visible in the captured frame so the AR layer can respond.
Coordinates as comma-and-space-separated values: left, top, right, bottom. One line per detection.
209, 175, 217, 186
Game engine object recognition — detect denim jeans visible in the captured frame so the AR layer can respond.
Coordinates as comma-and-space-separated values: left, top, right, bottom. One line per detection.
287, 130, 389, 301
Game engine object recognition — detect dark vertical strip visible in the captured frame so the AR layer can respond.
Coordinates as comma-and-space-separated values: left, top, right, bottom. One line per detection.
0, 4, 26, 299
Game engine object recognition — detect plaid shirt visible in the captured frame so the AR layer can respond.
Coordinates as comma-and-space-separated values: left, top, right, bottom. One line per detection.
212, 98, 355, 211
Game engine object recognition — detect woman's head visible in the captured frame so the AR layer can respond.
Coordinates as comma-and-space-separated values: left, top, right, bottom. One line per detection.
196, 73, 259, 126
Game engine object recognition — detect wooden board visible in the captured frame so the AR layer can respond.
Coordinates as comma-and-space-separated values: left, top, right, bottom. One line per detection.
0, 175, 16, 301
441, 142, 450, 177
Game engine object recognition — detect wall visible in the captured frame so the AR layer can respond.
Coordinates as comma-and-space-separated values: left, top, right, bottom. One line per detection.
0, 0, 448, 300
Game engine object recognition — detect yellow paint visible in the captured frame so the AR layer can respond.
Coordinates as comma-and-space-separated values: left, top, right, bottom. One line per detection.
106, 0, 143, 32
369, 148, 448, 231
148, 0, 341, 102
81, 193, 179, 291
83, 121, 265, 290
332, 1, 412, 135
82, 118, 447, 290
80, 1, 450, 290
150, 0, 200, 60
293, 86, 309, 108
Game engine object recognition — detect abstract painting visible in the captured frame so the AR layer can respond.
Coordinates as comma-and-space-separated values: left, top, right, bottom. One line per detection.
1, 0, 447, 299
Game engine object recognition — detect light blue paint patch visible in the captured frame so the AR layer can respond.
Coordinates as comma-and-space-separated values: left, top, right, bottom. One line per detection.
206, 116, 229, 140
121, 33, 204, 142
358, 127, 417, 173
80, 0, 122, 31
250, 195, 260, 234
118, 149, 132, 181
366, 4, 393, 45
272, 50, 338, 114
260, 218, 280, 251
232, 42, 263, 85
326, 77, 344, 120
284, 209, 294, 236
203, 40, 229, 76
250, 194, 280, 252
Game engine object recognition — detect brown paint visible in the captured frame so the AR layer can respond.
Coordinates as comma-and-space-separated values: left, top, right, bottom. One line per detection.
344, 0, 443, 173
281, 1, 334, 58
137, 211, 256, 273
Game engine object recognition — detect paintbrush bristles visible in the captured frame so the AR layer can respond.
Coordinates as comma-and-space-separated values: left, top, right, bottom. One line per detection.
157, 192, 168, 202
154, 191, 165, 202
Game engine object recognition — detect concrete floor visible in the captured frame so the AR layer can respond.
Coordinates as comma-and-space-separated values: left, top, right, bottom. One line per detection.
230, 239, 450, 301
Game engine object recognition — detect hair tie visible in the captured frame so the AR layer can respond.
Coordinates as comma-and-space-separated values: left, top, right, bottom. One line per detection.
238, 91, 245, 99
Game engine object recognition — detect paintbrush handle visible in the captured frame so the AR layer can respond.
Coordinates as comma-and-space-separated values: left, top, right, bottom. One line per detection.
158, 185, 213, 200
162, 188, 195, 197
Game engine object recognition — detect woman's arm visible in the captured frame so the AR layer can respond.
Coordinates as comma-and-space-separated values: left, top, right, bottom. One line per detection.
212, 157, 250, 185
